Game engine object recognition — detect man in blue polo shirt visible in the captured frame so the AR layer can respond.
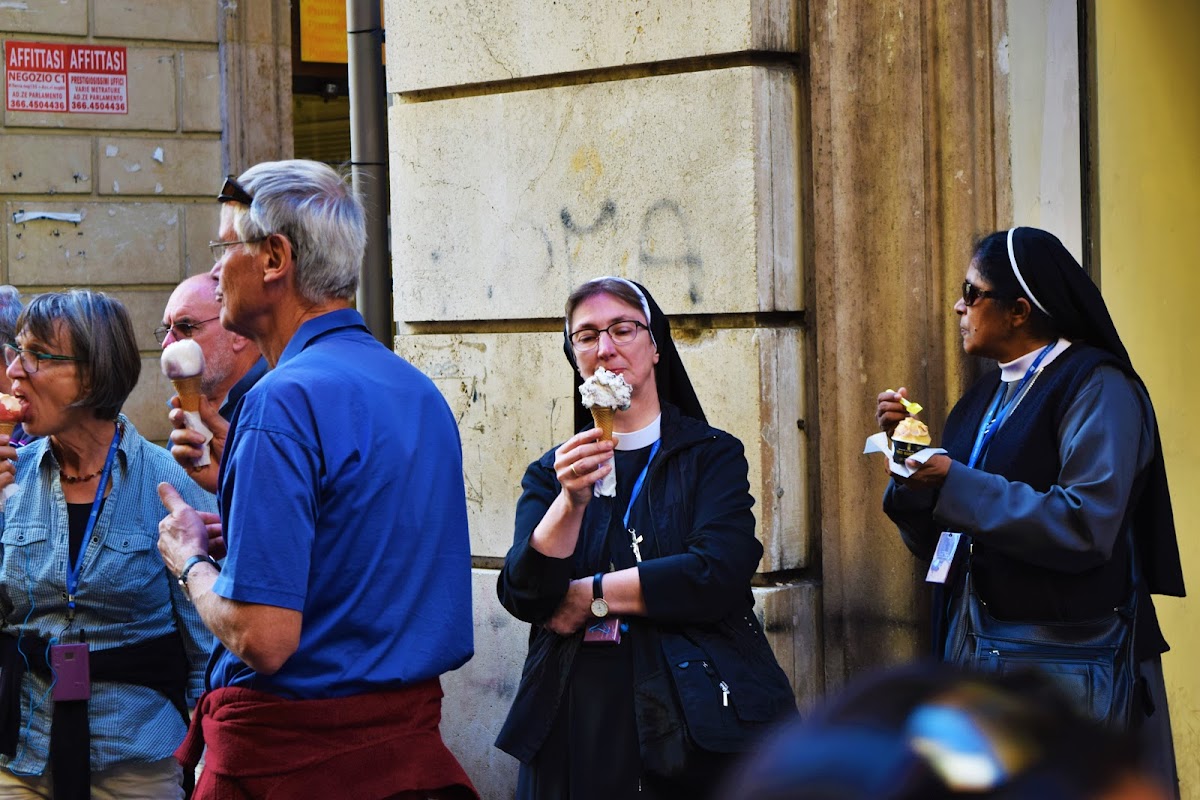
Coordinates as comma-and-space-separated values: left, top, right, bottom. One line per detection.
155, 160, 476, 799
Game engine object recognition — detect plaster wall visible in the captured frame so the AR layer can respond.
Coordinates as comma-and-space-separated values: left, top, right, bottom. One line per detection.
0, 0, 291, 443
0, 0, 223, 442
1093, 1, 1200, 793
390, 0, 799, 91
1004, 0, 1083, 260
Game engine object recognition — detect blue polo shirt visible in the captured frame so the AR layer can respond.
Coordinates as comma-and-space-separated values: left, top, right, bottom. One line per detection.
209, 309, 473, 698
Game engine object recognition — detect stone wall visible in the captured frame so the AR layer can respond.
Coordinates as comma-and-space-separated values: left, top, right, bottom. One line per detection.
1, 1, 219, 438
0, 0, 290, 441
385, 1, 815, 795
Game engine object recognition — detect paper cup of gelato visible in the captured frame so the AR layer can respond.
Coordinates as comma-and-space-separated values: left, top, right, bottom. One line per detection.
891, 417, 931, 464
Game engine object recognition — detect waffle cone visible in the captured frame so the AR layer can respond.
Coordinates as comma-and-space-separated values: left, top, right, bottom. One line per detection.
0, 421, 14, 437
590, 406, 615, 441
171, 376, 204, 412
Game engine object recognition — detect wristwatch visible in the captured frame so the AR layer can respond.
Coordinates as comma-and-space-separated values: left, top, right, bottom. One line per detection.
178, 553, 221, 591
590, 572, 609, 618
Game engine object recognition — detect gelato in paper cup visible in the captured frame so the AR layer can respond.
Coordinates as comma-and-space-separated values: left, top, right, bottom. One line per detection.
891, 417, 932, 464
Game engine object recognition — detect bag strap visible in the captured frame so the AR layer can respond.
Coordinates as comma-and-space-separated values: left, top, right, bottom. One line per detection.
963, 516, 1139, 614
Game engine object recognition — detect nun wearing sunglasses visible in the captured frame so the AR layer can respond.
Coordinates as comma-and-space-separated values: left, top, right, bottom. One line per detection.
877, 228, 1184, 796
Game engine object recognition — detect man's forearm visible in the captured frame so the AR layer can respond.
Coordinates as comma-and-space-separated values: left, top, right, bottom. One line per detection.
182, 563, 302, 675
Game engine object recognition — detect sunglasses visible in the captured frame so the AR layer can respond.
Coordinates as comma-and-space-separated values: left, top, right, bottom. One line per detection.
218, 175, 254, 206
961, 280, 1000, 307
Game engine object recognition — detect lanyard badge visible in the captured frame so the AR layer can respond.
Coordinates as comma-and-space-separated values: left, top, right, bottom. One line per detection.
65, 425, 121, 621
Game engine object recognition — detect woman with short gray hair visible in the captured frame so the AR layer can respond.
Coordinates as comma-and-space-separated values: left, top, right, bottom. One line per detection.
0, 289, 215, 799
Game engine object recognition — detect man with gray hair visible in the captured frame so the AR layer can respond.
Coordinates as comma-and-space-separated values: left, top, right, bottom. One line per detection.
155, 160, 477, 798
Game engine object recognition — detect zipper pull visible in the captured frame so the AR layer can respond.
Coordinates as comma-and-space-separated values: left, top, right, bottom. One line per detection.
719, 680, 730, 707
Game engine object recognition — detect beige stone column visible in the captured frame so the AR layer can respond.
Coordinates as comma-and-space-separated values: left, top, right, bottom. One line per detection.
807, 0, 1010, 685
220, 0, 294, 172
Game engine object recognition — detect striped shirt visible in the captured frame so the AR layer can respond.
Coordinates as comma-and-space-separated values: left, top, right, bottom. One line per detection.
0, 416, 215, 775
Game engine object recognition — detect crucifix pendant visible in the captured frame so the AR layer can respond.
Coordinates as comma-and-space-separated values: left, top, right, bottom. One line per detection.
629, 528, 644, 563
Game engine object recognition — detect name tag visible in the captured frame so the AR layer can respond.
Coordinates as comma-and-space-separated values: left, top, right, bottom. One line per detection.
50, 643, 91, 701
925, 531, 962, 584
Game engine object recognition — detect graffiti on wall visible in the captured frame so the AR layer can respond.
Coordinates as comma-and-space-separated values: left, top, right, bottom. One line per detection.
553, 197, 704, 305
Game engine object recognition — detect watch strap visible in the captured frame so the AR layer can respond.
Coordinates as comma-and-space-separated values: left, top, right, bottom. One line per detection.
178, 553, 221, 589
592, 572, 604, 600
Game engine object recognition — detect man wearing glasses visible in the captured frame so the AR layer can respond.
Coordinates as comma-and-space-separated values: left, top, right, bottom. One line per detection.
158, 275, 266, 491
154, 160, 476, 799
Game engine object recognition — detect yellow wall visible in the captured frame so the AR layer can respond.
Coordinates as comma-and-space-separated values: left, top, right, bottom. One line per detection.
1095, 1, 1200, 793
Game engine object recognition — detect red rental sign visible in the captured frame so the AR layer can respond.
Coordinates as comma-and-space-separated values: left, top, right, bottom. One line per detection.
5, 40, 128, 114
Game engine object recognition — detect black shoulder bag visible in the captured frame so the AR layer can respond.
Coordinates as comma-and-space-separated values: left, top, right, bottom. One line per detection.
946, 537, 1138, 730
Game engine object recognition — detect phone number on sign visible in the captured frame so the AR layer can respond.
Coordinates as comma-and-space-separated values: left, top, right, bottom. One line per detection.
11, 98, 67, 111
70, 100, 125, 112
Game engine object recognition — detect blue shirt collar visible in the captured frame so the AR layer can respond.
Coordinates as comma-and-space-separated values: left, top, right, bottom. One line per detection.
220, 357, 269, 421
277, 308, 371, 367
33, 414, 137, 476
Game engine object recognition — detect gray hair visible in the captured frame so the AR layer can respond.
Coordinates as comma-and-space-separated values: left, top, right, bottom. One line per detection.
0, 286, 22, 347
18, 290, 140, 420
232, 160, 366, 304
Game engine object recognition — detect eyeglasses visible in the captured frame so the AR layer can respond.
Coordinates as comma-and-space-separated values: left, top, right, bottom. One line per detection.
208, 238, 266, 260
154, 317, 220, 345
569, 320, 648, 352
961, 280, 1000, 307
3, 343, 84, 374
218, 175, 254, 206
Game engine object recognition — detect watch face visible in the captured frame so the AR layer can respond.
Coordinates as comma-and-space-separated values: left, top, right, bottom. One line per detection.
590, 597, 609, 618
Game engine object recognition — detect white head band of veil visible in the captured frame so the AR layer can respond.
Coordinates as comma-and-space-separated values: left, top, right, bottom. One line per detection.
1006, 227, 1051, 317
564, 276, 656, 345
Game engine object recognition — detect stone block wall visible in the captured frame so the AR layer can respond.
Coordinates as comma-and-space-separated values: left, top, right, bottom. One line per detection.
386, 2, 815, 795
0, 0, 223, 441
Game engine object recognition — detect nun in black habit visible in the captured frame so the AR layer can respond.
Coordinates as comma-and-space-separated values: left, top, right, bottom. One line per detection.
496, 277, 796, 799
877, 227, 1185, 794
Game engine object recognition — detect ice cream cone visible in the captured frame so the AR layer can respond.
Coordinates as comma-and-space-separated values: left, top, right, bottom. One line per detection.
0, 422, 14, 438
591, 406, 615, 441
172, 376, 204, 413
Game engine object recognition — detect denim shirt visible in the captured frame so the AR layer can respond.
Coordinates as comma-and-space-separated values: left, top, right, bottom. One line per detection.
0, 416, 215, 775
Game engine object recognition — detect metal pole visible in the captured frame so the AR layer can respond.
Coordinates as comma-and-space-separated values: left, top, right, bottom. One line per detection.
347, 0, 391, 345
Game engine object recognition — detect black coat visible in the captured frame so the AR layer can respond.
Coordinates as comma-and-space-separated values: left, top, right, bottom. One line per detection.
495, 404, 796, 767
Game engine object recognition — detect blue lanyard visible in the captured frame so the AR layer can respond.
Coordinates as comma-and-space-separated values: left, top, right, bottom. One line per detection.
623, 440, 661, 564
966, 343, 1054, 468
622, 440, 661, 531
65, 425, 121, 620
